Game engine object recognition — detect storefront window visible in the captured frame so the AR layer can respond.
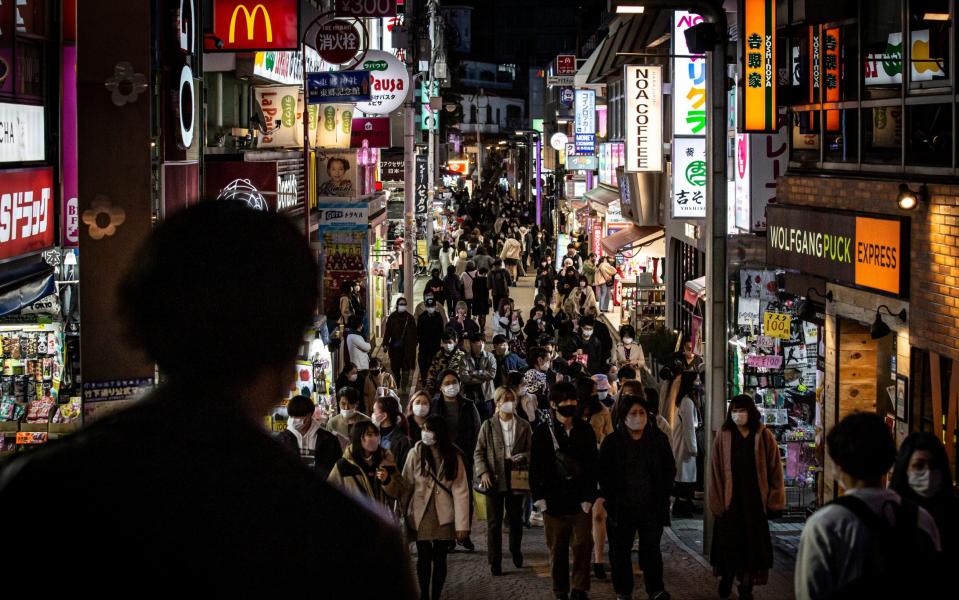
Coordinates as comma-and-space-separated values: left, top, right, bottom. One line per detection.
14, 38, 43, 98
906, 102, 953, 166
862, 105, 904, 164
908, 0, 951, 88
790, 110, 821, 165
823, 108, 858, 163
863, 0, 903, 98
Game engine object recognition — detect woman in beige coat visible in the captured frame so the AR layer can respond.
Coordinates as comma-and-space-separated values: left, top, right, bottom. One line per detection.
474, 387, 533, 575
707, 395, 785, 600
402, 415, 470, 600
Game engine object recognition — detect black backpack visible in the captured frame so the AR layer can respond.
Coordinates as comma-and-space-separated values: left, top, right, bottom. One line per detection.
490, 269, 509, 296
826, 495, 938, 598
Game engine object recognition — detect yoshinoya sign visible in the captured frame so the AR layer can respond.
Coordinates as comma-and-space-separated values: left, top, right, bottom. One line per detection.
354, 50, 408, 115
207, 0, 299, 52
0, 102, 44, 163
624, 65, 662, 173
0, 167, 55, 261
740, 0, 777, 132
766, 205, 909, 297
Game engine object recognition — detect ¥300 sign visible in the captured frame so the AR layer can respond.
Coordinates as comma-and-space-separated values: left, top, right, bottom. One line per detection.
766, 205, 910, 297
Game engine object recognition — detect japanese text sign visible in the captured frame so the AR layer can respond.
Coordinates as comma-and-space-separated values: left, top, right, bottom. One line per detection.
334, 0, 397, 17
673, 11, 707, 136
740, 0, 777, 132
671, 137, 706, 218
307, 71, 371, 104
315, 19, 363, 64
763, 311, 792, 340
0, 167, 55, 261
574, 89, 596, 153
556, 54, 577, 75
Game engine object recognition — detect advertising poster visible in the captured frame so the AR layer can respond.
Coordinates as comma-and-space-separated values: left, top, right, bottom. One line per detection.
317, 151, 359, 197
255, 86, 304, 148
315, 104, 354, 149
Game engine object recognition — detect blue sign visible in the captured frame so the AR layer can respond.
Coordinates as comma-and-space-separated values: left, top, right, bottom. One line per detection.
574, 133, 595, 153
307, 71, 372, 104
560, 87, 575, 108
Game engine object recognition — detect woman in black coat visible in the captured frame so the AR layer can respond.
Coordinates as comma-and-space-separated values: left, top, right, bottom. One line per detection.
472, 267, 492, 333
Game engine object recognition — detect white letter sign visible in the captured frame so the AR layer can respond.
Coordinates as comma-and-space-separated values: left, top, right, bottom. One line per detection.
624, 65, 662, 173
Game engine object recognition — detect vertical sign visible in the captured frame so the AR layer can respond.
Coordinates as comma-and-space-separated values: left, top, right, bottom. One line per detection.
741, 0, 776, 132
415, 154, 428, 214
822, 27, 841, 131
672, 137, 707, 218
624, 65, 662, 172
673, 11, 706, 136
574, 89, 596, 153
556, 54, 576, 75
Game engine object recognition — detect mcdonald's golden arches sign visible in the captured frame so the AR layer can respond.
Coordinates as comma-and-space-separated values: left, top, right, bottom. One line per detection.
207, 0, 299, 52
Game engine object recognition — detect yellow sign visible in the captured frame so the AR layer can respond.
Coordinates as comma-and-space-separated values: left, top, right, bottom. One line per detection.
763, 311, 792, 340
230, 4, 272, 43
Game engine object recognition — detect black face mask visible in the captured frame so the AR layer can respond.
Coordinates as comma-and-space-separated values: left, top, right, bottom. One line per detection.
556, 405, 578, 418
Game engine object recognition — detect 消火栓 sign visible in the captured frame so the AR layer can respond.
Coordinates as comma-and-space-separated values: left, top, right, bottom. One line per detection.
766, 205, 909, 297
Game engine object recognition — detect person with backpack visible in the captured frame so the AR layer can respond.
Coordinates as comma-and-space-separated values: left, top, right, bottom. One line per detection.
706, 395, 785, 600
443, 265, 463, 316
489, 259, 513, 316
460, 262, 478, 319
795, 412, 941, 600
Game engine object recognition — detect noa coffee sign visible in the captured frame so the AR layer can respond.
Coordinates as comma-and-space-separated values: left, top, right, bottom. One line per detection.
354, 50, 408, 115
766, 204, 909, 297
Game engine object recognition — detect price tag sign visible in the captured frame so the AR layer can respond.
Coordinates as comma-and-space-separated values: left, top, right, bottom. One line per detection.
763, 311, 792, 340
16, 432, 48, 445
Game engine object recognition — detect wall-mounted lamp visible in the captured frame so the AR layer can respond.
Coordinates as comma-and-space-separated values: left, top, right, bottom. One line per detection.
870, 305, 907, 339
798, 288, 833, 321
897, 183, 929, 211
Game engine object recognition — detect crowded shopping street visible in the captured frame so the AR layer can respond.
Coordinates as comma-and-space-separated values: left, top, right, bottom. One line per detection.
0, 0, 957, 598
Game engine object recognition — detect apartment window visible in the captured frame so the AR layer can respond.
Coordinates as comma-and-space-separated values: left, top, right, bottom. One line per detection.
608, 78, 624, 141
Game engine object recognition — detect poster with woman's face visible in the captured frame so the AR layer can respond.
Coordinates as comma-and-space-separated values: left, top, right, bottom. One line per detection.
317, 152, 359, 198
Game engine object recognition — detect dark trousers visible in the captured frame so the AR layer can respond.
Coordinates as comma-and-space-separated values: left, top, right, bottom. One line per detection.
492, 294, 507, 314
446, 298, 458, 316
418, 348, 438, 387
464, 299, 474, 318
486, 492, 524, 567
544, 512, 593, 594
415, 540, 449, 600
608, 513, 665, 596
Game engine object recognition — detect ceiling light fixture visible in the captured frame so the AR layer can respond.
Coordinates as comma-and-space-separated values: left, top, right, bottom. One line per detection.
616, 5, 645, 14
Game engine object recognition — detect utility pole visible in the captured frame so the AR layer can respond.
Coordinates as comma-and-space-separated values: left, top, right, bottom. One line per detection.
403, 0, 419, 302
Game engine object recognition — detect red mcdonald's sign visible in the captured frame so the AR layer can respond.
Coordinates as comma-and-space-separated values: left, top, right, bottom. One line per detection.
206, 0, 299, 52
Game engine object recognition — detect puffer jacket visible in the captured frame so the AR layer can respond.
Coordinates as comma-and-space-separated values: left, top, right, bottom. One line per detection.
327, 446, 406, 509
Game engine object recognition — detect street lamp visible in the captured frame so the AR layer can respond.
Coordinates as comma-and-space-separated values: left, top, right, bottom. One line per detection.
470, 88, 489, 194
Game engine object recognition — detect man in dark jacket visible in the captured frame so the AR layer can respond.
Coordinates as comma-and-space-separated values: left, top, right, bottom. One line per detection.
275, 395, 342, 479
382, 296, 417, 395
599, 394, 676, 600
489, 258, 513, 313
583, 306, 613, 367
575, 317, 605, 375
530, 382, 599, 600
0, 202, 416, 594
416, 297, 445, 383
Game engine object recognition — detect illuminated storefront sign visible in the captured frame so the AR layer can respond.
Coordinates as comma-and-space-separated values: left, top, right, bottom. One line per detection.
740, 0, 777, 132
624, 65, 662, 172
207, 0, 299, 52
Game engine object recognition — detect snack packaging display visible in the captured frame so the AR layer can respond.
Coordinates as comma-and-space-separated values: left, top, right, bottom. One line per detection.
13, 376, 25, 401
42, 358, 52, 380
37, 334, 47, 355
47, 333, 57, 355
3, 336, 20, 359
26, 396, 56, 423
19, 334, 30, 359
0, 398, 25, 422
51, 397, 82, 424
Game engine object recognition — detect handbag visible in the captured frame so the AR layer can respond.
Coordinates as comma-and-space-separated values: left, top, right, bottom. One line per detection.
390, 316, 409, 351
508, 459, 530, 492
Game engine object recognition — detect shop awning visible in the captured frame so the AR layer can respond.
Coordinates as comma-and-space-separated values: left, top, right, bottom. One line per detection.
586, 11, 670, 83
584, 184, 619, 206
571, 200, 588, 211
0, 266, 55, 317
683, 276, 707, 306
601, 224, 663, 255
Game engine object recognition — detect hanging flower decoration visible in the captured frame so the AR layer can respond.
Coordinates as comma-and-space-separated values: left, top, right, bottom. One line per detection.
82, 196, 126, 240
105, 62, 148, 106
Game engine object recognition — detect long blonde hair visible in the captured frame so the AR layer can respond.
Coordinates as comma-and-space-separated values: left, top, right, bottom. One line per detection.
493, 386, 517, 415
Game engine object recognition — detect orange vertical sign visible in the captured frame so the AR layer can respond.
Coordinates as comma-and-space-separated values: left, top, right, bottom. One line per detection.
742, 0, 776, 132
823, 27, 841, 131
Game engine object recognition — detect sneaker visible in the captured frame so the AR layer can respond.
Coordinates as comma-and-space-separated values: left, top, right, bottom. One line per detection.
593, 563, 607, 579
461, 536, 475, 551
650, 592, 671, 600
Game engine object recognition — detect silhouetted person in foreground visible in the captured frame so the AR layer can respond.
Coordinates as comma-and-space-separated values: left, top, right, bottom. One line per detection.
0, 201, 417, 594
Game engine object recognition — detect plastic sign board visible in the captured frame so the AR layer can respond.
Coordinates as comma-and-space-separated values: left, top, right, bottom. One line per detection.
447, 160, 469, 174
740, 0, 777, 132
207, 0, 299, 52
315, 19, 363, 64
334, 0, 397, 17
547, 76, 575, 86
350, 117, 391, 148
556, 54, 577, 75
672, 137, 706, 218
0, 167, 55, 261
763, 312, 792, 340
306, 71, 371, 104
624, 65, 662, 172
550, 132, 568, 151
765, 205, 909, 297
673, 11, 706, 136
567, 155, 598, 170
574, 89, 596, 153
355, 50, 408, 115
0, 102, 44, 163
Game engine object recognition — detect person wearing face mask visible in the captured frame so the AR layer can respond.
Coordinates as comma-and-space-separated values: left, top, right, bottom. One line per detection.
473, 387, 533, 576
425, 332, 467, 395
443, 265, 463, 315
582, 306, 612, 367
447, 300, 480, 344
536, 261, 559, 309
383, 297, 418, 397
796, 413, 941, 600
459, 332, 497, 421
402, 416, 471, 600
669, 371, 700, 518
492, 334, 528, 389
327, 421, 406, 513
525, 305, 556, 343
492, 298, 513, 339
565, 244, 583, 272
406, 391, 432, 442
572, 317, 604, 376
430, 369, 481, 551
594, 256, 618, 313
529, 382, 599, 600
598, 394, 675, 600
275, 395, 342, 479
615, 325, 648, 376
506, 310, 527, 358
345, 315, 373, 390
507, 371, 538, 424
523, 347, 553, 418
563, 275, 598, 320
891, 431, 959, 565
559, 266, 581, 302
362, 357, 398, 415
326, 387, 371, 444
706, 396, 785, 600
576, 376, 614, 581
373, 395, 413, 472
338, 279, 364, 326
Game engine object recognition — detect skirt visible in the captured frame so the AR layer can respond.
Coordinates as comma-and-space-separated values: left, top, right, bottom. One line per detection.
416, 495, 455, 542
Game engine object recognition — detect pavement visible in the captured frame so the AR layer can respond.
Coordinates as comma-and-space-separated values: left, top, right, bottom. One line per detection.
402, 272, 799, 599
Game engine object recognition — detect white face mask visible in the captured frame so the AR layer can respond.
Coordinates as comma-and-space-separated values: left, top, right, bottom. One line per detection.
499, 401, 515, 415
731, 412, 748, 426
427, 307, 436, 314
397, 305, 408, 313
623, 337, 634, 345
421, 431, 437, 446
289, 416, 310, 429
625, 415, 647, 431
442, 383, 461, 397
444, 343, 456, 352
372, 413, 387, 427
341, 409, 355, 419
412, 404, 430, 417
582, 329, 593, 338
597, 391, 608, 400
348, 374, 358, 382
908, 467, 941, 498
510, 323, 521, 332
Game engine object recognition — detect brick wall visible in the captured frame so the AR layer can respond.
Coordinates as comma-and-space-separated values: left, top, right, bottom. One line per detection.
778, 175, 959, 362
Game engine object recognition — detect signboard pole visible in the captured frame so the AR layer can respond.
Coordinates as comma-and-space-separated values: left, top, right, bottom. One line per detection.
403, 60, 416, 304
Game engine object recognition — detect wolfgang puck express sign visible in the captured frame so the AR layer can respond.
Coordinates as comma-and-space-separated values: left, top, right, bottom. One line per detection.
766, 205, 909, 297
